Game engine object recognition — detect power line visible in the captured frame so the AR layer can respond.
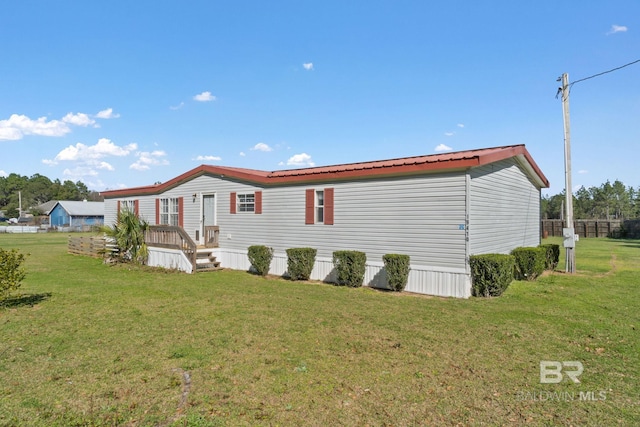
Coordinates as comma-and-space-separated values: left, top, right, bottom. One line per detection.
556, 58, 640, 98
571, 58, 640, 87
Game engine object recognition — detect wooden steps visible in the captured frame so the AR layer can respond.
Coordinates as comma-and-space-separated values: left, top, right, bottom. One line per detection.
195, 248, 221, 272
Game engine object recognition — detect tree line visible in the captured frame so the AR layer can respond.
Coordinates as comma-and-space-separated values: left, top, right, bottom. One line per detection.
542, 180, 640, 220
0, 173, 102, 218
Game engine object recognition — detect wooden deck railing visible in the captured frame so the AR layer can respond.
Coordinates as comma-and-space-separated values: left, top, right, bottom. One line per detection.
204, 225, 220, 248
145, 225, 197, 269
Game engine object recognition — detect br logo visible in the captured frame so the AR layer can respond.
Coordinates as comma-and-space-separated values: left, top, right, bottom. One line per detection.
540, 361, 584, 384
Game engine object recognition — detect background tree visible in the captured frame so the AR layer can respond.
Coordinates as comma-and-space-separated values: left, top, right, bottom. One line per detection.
0, 174, 96, 218
542, 180, 639, 220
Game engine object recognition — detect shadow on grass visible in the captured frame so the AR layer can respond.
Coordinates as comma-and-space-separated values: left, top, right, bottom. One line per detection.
0, 293, 52, 309
621, 243, 640, 249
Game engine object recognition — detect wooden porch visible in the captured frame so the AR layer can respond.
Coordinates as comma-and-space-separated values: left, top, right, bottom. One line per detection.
144, 225, 221, 272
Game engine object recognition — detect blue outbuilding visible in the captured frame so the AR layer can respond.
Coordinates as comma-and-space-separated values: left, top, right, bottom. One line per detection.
47, 201, 105, 230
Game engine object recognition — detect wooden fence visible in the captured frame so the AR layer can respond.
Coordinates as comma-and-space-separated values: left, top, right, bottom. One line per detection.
68, 236, 116, 258
541, 219, 640, 238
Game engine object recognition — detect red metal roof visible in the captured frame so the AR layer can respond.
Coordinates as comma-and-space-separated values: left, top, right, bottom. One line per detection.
101, 144, 548, 198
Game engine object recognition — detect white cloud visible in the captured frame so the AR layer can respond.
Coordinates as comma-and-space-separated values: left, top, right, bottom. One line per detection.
444, 132, 455, 137
286, 153, 315, 167
130, 150, 169, 171
63, 112, 96, 127
43, 138, 136, 181
239, 151, 246, 157
435, 144, 452, 152
303, 62, 314, 71
607, 24, 628, 35
63, 167, 99, 178
50, 138, 137, 163
251, 142, 273, 152
1, 109, 119, 141
95, 108, 120, 119
96, 161, 115, 171
0, 170, 7, 177
170, 102, 185, 110
193, 91, 216, 102
0, 114, 71, 140
195, 155, 222, 161
457, 123, 465, 128
578, 169, 588, 174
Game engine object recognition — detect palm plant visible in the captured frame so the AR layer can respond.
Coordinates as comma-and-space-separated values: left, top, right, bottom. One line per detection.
101, 208, 149, 264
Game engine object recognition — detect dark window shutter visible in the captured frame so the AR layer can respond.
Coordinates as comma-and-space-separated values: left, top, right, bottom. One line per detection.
178, 197, 184, 227
255, 191, 262, 214
117, 200, 121, 220
305, 189, 315, 224
134, 200, 139, 216
324, 188, 334, 225
155, 198, 160, 224
230, 192, 236, 214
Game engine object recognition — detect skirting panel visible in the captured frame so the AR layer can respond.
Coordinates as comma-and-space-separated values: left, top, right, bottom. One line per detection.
214, 249, 471, 298
147, 247, 193, 273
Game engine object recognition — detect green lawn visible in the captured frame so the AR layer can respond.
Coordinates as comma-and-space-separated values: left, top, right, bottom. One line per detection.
0, 233, 638, 426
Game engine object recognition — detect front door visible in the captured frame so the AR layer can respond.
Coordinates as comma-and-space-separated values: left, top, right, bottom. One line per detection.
203, 194, 216, 246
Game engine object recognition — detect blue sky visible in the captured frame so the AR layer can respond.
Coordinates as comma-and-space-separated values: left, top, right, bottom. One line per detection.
1, 1, 638, 195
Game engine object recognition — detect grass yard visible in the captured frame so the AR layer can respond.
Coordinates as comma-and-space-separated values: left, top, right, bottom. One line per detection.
0, 233, 638, 426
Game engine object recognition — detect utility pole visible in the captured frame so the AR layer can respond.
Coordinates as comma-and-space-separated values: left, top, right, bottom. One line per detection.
560, 73, 576, 273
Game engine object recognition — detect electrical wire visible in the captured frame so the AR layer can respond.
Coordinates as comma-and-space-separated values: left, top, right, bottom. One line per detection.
570, 58, 640, 86
557, 58, 640, 97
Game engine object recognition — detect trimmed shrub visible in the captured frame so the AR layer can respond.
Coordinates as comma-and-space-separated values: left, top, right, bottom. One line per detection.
286, 248, 317, 280
383, 254, 410, 292
539, 243, 560, 270
469, 254, 515, 297
0, 248, 27, 301
332, 250, 366, 287
247, 245, 274, 276
511, 246, 546, 280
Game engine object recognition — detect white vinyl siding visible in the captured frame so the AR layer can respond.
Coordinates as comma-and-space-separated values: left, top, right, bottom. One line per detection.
469, 158, 541, 254
106, 172, 467, 270
218, 173, 467, 270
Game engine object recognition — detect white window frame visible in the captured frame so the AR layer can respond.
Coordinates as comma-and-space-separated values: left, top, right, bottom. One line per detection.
160, 198, 179, 226
120, 200, 135, 212
237, 193, 255, 213
316, 190, 324, 224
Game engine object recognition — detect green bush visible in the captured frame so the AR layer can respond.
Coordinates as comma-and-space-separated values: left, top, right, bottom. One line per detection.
100, 208, 148, 265
539, 243, 560, 270
247, 245, 274, 276
511, 246, 546, 280
0, 248, 27, 301
383, 254, 410, 292
469, 254, 515, 297
332, 250, 366, 287
286, 248, 317, 280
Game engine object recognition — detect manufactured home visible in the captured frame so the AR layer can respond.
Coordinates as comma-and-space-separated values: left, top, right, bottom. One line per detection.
101, 144, 549, 298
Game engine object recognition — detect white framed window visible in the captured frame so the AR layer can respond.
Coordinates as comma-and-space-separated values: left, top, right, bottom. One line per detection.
316, 190, 324, 223
237, 193, 255, 212
160, 198, 179, 226
120, 200, 135, 212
